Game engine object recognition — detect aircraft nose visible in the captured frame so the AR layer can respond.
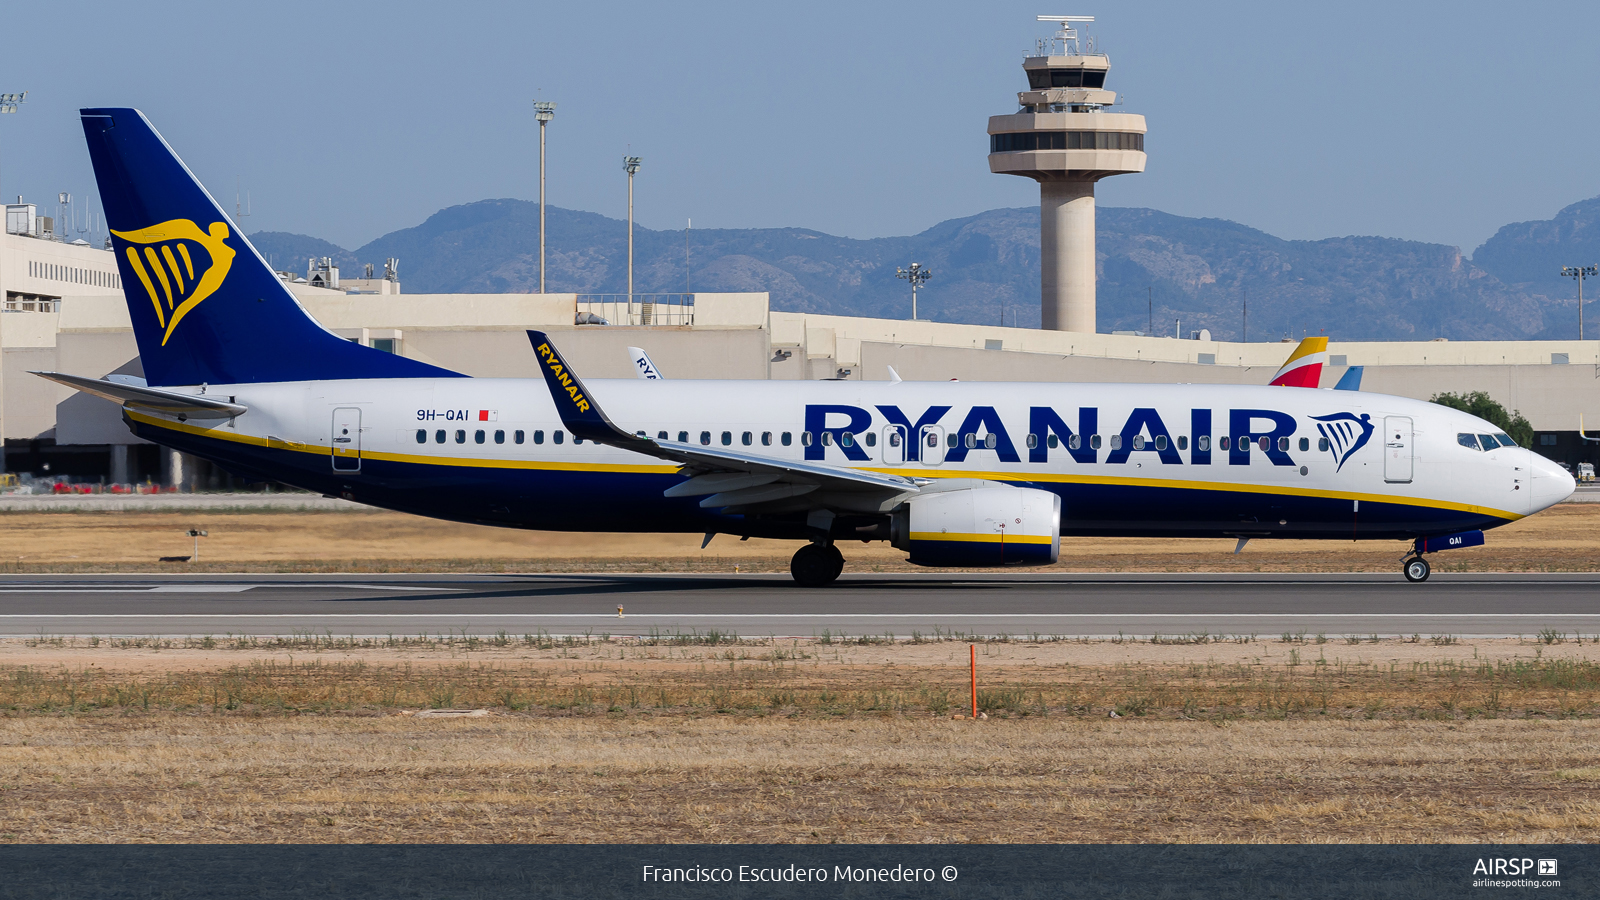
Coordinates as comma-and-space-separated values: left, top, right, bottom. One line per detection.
1526, 450, 1576, 513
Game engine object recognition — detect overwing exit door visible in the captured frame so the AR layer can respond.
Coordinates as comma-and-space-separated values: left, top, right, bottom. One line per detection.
332, 407, 362, 472
1383, 416, 1412, 483
882, 425, 907, 465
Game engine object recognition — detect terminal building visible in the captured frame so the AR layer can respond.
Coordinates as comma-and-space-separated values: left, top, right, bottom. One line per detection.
0, 15, 1595, 488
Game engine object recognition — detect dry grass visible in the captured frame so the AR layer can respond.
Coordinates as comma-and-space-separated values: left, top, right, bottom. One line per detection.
0, 502, 1595, 573
4, 636, 1600, 843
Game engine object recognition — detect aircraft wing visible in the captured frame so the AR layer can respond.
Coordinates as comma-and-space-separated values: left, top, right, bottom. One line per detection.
527, 331, 920, 508
32, 371, 247, 419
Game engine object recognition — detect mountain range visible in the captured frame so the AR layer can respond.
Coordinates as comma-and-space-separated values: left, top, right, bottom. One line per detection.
251, 195, 1600, 342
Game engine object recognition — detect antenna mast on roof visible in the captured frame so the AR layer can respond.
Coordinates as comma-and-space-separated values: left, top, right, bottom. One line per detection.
1036, 14, 1094, 56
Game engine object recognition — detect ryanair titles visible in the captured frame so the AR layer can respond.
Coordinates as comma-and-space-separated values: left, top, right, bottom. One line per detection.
535, 342, 592, 414
804, 404, 1374, 468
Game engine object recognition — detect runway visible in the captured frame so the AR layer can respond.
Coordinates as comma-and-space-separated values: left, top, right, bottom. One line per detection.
0, 573, 1595, 639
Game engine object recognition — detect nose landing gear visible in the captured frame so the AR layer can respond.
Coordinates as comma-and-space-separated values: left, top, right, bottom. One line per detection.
1402, 556, 1431, 583
791, 542, 845, 587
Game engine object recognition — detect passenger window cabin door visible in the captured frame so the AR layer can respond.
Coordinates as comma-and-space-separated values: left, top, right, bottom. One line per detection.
332, 407, 362, 472
1383, 416, 1412, 484
881, 425, 908, 466
919, 424, 945, 467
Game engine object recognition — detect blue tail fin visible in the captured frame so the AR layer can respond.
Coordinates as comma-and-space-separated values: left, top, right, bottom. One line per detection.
1333, 365, 1364, 391
80, 108, 462, 386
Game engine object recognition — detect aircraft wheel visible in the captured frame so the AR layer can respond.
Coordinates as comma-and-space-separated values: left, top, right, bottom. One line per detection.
791, 543, 843, 587
1403, 556, 1431, 583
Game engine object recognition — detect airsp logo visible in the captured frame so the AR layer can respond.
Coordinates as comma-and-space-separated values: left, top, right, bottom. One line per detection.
112, 219, 237, 346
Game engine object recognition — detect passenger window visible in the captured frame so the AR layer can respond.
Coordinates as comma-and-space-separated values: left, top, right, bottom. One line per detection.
964, 433, 976, 450
574, 437, 583, 445
865, 432, 876, 447
1110, 435, 1122, 450
984, 434, 997, 450
657, 431, 668, 440
1026, 434, 1038, 450
1259, 437, 1271, 452
721, 431, 733, 446
1318, 437, 1329, 451
1155, 435, 1168, 451
494, 430, 505, 444
455, 429, 466, 444
741, 431, 753, 446
1219, 436, 1230, 451
678, 431, 689, 443
1090, 434, 1102, 450
1277, 437, 1289, 452
782, 432, 793, 446
821, 432, 833, 446
947, 433, 958, 448
1177, 436, 1187, 451
474, 430, 486, 444
1064, 434, 1075, 450
515, 430, 525, 444
841, 432, 854, 448
1132, 435, 1145, 450
1197, 435, 1210, 452
1051, 435, 1062, 450
553, 430, 564, 444
801, 432, 812, 447
435, 429, 446, 444
889, 432, 901, 447
1298, 437, 1309, 452
762, 432, 773, 446
700, 431, 712, 445
928, 433, 939, 448
415, 429, 426, 444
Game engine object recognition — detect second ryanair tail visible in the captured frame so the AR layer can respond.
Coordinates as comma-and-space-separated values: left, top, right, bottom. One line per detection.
79, 108, 462, 387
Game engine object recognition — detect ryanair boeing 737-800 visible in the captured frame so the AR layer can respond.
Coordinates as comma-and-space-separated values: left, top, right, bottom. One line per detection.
38, 108, 1574, 585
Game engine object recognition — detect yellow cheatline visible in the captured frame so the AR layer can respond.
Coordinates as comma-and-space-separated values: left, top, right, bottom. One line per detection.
866, 465, 1521, 521
125, 411, 678, 476
909, 532, 1054, 544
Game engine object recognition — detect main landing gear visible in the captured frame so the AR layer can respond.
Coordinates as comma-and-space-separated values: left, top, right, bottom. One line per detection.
1402, 555, 1431, 583
791, 542, 844, 587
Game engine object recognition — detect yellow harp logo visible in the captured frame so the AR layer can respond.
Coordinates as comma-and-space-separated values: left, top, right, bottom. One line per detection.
111, 220, 237, 345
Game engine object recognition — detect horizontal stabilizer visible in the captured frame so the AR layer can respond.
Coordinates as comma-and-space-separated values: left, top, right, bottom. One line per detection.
33, 371, 247, 419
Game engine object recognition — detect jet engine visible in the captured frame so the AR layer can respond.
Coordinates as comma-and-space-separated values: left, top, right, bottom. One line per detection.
889, 485, 1060, 567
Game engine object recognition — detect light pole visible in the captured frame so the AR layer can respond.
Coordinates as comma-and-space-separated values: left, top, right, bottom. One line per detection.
624, 155, 641, 303
895, 262, 931, 321
0, 92, 23, 476
1562, 265, 1598, 341
533, 100, 556, 293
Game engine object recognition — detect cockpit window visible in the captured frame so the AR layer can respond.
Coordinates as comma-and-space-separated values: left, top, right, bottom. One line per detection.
1494, 433, 1517, 448
1478, 434, 1498, 450
1457, 433, 1481, 450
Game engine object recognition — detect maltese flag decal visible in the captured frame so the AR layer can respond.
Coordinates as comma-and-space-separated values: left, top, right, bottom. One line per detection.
478, 410, 498, 422
1269, 337, 1328, 388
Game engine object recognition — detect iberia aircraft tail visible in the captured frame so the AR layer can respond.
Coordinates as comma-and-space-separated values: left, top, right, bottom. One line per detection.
1268, 337, 1327, 388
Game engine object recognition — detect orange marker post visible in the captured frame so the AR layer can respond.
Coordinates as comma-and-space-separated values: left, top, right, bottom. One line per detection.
970, 644, 977, 719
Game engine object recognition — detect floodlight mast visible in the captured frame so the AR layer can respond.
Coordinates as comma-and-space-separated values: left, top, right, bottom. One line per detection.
534, 100, 556, 293
624, 156, 641, 303
0, 92, 26, 227
1563, 265, 1600, 341
896, 262, 932, 321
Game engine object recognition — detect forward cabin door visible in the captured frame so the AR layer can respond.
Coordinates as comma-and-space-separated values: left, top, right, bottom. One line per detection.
1383, 416, 1413, 484
332, 407, 362, 472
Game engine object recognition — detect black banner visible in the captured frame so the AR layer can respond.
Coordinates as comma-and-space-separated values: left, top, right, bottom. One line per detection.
0, 845, 1587, 898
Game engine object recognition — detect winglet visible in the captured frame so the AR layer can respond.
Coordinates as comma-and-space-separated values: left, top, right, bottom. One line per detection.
1269, 337, 1327, 387
1333, 365, 1364, 391
528, 331, 653, 450
628, 346, 664, 380
886, 365, 902, 383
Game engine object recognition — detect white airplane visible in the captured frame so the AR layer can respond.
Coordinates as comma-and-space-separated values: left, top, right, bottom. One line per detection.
39, 108, 1573, 586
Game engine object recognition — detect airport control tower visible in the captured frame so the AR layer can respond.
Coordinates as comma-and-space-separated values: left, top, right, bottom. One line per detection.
989, 15, 1146, 333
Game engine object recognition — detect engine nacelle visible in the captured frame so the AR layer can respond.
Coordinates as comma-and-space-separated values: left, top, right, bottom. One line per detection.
890, 486, 1061, 567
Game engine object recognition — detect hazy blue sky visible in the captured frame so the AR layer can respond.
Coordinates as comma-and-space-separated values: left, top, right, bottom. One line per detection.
3, 0, 1597, 253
